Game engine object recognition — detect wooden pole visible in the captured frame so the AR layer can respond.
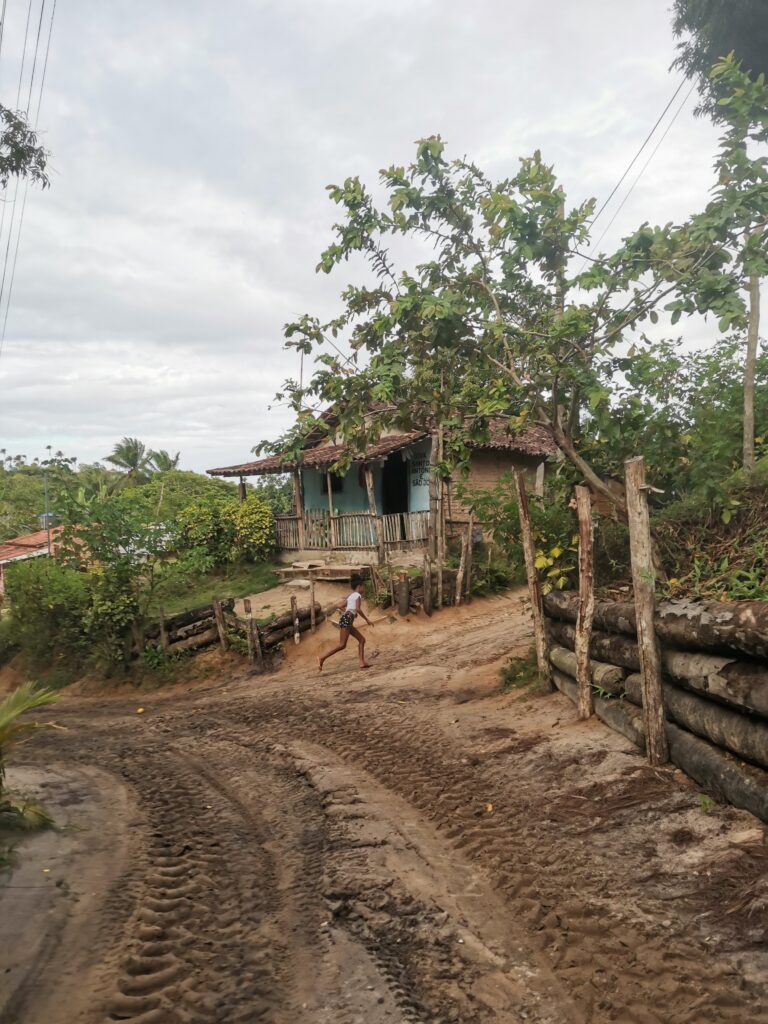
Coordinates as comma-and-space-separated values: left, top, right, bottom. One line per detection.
238, 476, 246, 503
625, 456, 669, 766
293, 470, 306, 550
310, 576, 317, 632
574, 485, 595, 720
326, 471, 337, 549
427, 431, 438, 560
455, 529, 468, 607
363, 464, 385, 564
159, 608, 169, 654
212, 598, 230, 652
513, 470, 551, 690
387, 550, 396, 608
243, 598, 264, 671
397, 570, 410, 616
291, 594, 301, 645
464, 514, 474, 603
423, 554, 433, 616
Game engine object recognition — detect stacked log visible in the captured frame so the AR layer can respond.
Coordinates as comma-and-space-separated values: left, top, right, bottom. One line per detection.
544, 592, 768, 824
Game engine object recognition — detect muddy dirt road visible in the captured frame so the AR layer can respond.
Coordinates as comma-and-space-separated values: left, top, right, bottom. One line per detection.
3, 589, 767, 1024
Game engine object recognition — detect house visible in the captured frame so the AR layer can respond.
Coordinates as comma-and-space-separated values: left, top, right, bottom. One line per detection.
0, 527, 60, 598
207, 416, 556, 559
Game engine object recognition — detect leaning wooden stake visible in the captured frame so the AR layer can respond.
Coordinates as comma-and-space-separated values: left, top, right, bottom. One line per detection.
243, 598, 264, 671
574, 486, 595, 720
291, 595, 301, 645
397, 570, 410, 616
212, 597, 230, 652
513, 470, 552, 690
310, 577, 317, 633
625, 456, 669, 766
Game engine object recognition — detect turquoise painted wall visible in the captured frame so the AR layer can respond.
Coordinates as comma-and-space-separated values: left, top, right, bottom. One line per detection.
301, 438, 432, 515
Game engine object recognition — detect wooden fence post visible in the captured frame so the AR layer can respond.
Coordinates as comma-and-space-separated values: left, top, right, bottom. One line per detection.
513, 470, 552, 690
455, 529, 468, 606
212, 598, 230, 652
423, 555, 433, 616
464, 514, 474, 603
574, 485, 595, 720
397, 570, 410, 616
159, 608, 169, 654
243, 598, 264, 671
291, 594, 301, 645
310, 576, 317, 632
625, 456, 669, 766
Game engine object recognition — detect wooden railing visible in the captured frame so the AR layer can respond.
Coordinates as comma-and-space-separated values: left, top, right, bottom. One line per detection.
275, 509, 431, 551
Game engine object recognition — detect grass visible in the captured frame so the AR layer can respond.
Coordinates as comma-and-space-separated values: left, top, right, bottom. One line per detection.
157, 561, 282, 616
499, 649, 541, 692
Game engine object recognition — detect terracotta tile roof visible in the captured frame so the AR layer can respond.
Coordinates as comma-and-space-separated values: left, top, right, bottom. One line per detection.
208, 432, 427, 477
0, 527, 62, 564
208, 421, 556, 478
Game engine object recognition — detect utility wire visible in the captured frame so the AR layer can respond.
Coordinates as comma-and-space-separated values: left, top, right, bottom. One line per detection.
15, 0, 34, 109
0, 0, 9, 85
0, 0, 57, 362
588, 81, 697, 256
587, 77, 687, 238
25, 0, 47, 114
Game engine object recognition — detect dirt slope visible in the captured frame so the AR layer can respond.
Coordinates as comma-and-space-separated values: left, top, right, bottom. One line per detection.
2, 588, 767, 1024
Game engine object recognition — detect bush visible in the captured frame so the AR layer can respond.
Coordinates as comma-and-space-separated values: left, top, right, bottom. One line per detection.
5, 560, 93, 669
178, 495, 275, 565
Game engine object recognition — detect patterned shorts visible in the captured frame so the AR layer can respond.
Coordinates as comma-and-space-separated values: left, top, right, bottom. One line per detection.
339, 611, 355, 629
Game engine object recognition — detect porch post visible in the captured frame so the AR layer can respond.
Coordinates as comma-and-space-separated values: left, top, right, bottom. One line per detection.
238, 476, 246, 503
293, 470, 306, 550
326, 470, 338, 548
363, 463, 385, 564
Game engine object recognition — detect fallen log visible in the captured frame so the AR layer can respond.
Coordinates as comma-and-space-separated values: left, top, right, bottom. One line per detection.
263, 603, 321, 633
168, 626, 219, 653
262, 614, 326, 649
623, 674, 768, 772
169, 617, 215, 642
551, 669, 768, 823
544, 591, 768, 660
548, 620, 768, 718
549, 647, 625, 689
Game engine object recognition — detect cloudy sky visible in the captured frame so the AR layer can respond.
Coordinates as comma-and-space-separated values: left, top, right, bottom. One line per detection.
0, 0, 731, 472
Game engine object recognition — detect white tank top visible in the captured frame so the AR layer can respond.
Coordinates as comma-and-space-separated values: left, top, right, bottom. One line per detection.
345, 591, 362, 614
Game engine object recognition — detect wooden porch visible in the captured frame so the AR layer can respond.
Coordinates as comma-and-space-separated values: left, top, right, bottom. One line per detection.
275, 509, 431, 552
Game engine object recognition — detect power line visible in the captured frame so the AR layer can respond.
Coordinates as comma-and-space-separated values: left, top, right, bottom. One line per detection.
587, 77, 687, 238
15, 0, 35, 109
0, 0, 9, 84
0, 0, 57, 362
588, 81, 697, 255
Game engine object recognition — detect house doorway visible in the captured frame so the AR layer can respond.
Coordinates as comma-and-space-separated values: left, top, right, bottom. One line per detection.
381, 453, 409, 517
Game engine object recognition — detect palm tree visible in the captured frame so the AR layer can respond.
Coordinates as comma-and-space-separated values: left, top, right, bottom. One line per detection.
105, 437, 155, 485
0, 683, 59, 829
150, 449, 181, 472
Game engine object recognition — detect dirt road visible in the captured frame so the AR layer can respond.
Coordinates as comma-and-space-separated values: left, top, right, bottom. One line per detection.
2, 589, 767, 1024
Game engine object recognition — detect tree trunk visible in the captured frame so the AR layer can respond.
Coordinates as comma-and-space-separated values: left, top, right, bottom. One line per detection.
625, 456, 668, 766
743, 273, 761, 472
428, 431, 439, 560
547, 618, 768, 718
514, 469, 552, 689
293, 470, 306, 550
622, 674, 768, 772
551, 669, 768, 824
549, 646, 625, 690
544, 591, 768, 661
574, 485, 595, 719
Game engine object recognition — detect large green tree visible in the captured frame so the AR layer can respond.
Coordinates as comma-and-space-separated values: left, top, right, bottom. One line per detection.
277, 65, 765, 514
105, 437, 156, 486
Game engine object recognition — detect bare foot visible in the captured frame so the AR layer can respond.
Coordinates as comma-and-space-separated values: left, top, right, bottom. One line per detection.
360, 662, 372, 670
318, 657, 324, 672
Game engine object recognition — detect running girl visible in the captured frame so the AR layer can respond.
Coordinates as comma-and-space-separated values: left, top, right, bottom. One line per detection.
319, 575, 374, 671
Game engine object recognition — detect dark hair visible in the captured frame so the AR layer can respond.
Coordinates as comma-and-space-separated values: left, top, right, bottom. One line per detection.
350, 574, 364, 590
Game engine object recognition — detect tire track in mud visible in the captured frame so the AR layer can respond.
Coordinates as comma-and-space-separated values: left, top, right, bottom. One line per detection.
201, 695, 768, 1024
95, 744, 289, 1024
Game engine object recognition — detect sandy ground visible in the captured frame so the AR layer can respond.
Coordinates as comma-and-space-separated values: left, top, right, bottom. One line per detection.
1, 587, 767, 1024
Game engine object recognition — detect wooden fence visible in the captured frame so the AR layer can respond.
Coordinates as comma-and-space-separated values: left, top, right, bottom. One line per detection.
534, 456, 768, 824
275, 509, 431, 551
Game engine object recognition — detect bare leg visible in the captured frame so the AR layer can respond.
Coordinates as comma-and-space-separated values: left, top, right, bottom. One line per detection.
349, 626, 371, 669
319, 628, 350, 671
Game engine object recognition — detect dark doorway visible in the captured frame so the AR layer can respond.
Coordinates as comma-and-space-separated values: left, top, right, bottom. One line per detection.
381, 453, 409, 516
